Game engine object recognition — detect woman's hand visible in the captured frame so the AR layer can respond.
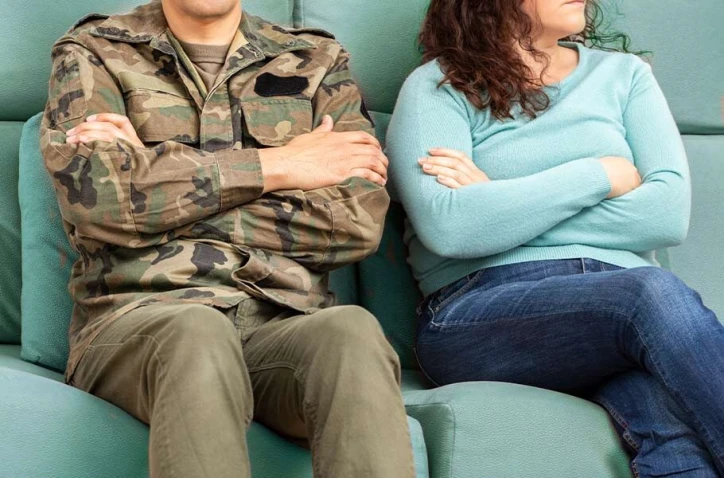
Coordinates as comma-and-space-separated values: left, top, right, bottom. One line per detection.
599, 156, 642, 199
66, 113, 144, 148
418, 148, 490, 189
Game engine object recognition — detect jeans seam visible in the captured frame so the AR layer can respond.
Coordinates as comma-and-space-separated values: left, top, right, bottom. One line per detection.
413, 346, 441, 388
594, 395, 640, 453
428, 306, 635, 330
625, 308, 724, 468
431, 269, 487, 315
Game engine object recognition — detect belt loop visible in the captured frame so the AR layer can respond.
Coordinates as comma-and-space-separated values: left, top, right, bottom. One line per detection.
580, 258, 587, 274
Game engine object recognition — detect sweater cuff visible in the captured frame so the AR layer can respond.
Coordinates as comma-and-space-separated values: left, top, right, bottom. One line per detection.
215, 148, 265, 209
574, 156, 612, 204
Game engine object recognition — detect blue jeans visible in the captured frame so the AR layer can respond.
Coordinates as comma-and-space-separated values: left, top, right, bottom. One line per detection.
415, 259, 724, 477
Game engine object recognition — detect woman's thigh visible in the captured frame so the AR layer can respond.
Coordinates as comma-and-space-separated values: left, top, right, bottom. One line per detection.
415, 261, 663, 393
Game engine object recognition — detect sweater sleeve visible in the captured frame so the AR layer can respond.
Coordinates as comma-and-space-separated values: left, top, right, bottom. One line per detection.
387, 63, 612, 260
526, 59, 691, 252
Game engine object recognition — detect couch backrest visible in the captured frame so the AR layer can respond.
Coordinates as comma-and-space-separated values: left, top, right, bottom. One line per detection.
1, 0, 722, 366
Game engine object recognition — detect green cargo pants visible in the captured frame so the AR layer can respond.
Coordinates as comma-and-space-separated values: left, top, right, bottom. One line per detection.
70, 297, 415, 478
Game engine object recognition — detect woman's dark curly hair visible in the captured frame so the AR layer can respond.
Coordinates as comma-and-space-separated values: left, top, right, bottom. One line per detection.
420, 0, 638, 119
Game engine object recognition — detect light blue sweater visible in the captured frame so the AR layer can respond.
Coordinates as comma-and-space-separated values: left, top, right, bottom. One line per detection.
387, 42, 691, 297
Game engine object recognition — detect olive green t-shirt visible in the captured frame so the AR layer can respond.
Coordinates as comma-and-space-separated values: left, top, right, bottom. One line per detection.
177, 40, 231, 92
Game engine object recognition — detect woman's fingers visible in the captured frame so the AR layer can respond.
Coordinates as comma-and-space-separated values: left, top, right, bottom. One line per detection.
429, 147, 480, 170
437, 174, 464, 189
421, 152, 491, 184
420, 163, 473, 186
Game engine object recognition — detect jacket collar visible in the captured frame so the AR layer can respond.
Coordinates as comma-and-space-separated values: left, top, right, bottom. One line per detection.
89, 1, 314, 58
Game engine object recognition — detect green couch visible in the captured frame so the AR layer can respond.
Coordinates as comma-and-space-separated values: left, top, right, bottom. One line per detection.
1, 0, 722, 477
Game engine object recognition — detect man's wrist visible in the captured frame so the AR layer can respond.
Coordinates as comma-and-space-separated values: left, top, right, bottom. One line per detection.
259, 147, 289, 193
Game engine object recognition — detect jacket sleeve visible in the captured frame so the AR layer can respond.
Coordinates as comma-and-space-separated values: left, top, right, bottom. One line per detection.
41, 43, 265, 248
526, 60, 691, 252
303, 45, 390, 270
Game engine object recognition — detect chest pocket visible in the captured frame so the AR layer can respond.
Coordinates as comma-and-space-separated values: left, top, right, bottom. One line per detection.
118, 71, 200, 144
241, 98, 313, 147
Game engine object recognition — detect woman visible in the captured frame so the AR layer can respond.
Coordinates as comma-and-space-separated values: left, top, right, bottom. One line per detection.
386, 0, 724, 476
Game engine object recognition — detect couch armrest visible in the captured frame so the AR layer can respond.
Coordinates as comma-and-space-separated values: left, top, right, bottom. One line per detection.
403, 378, 632, 478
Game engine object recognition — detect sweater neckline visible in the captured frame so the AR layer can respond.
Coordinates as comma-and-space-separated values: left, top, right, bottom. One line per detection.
546, 41, 586, 89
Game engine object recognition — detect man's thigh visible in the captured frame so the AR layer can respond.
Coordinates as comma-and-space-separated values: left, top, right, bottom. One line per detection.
72, 303, 244, 423
242, 304, 392, 440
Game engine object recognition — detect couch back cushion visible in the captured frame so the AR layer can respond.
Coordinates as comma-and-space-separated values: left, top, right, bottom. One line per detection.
668, 137, 724, 320
0, 123, 23, 344
608, 0, 724, 134
0, 0, 292, 122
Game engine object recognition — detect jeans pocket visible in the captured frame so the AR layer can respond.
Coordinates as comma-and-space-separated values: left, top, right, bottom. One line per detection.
431, 269, 487, 315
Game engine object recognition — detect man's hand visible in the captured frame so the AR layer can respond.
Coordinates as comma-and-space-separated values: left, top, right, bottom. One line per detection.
418, 148, 490, 189
66, 113, 144, 148
259, 115, 389, 193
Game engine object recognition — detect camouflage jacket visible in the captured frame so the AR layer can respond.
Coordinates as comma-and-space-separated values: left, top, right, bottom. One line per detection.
40, 1, 390, 381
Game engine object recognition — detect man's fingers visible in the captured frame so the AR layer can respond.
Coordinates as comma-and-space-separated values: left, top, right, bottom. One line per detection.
312, 115, 335, 133
340, 131, 381, 149
86, 113, 133, 130
67, 121, 122, 136
349, 168, 386, 187
352, 154, 388, 179
67, 131, 117, 144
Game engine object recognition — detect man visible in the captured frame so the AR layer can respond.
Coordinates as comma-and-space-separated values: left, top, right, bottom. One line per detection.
40, 0, 415, 477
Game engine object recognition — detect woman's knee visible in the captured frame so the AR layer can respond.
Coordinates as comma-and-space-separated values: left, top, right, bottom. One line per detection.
621, 268, 718, 339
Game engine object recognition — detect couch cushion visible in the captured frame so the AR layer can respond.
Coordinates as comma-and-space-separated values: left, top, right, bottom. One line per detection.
360, 201, 421, 369
0, 344, 64, 382
299, 0, 429, 114
0, 123, 23, 344
607, 0, 724, 134
0, 368, 149, 478
19, 114, 76, 372
667, 136, 724, 320
403, 380, 632, 478
0, 1, 293, 122
0, 367, 429, 478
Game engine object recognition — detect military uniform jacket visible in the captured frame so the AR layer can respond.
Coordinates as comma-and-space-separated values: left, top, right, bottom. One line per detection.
40, 1, 390, 381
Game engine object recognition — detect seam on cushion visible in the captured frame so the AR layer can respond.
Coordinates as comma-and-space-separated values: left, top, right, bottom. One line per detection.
404, 402, 456, 478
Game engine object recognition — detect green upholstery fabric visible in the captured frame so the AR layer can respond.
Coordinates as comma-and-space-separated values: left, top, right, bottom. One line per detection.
300, 0, 428, 114
403, 380, 632, 478
606, 0, 724, 134
0, 123, 23, 344
0, 344, 64, 382
0, 365, 430, 478
328, 266, 358, 306
0, 368, 150, 478
667, 136, 724, 320
19, 114, 76, 372
0, 1, 292, 122
359, 202, 421, 369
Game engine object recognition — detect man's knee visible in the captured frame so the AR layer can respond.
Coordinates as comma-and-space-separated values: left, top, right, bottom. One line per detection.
310, 305, 401, 371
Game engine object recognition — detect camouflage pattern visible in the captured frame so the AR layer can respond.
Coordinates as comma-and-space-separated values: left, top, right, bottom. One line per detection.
40, 1, 390, 381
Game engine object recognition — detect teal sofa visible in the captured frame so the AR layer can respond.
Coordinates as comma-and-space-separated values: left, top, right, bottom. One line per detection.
1, 1, 722, 477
